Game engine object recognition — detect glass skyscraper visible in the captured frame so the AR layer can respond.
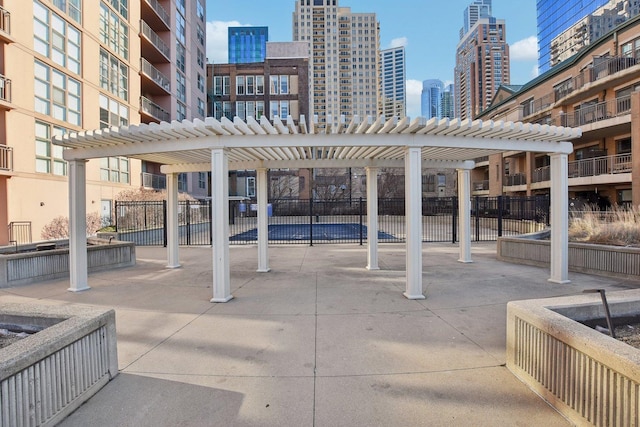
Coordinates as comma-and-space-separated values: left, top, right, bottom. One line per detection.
421, 80, 444, 119
537, 0, 609, 73
228, 26, 268, 63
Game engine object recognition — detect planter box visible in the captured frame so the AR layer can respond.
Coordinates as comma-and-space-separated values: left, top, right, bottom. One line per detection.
497, 234, 640, 280
0, 238, 136, 288
507, 291, 640, 426
0, 303, 118, 426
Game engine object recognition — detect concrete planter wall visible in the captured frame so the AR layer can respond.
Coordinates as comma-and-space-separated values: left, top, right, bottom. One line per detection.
0, 238, 136, 288
0, 303, 118, 426
507, 291, 640, 426
497, 235, 640, 280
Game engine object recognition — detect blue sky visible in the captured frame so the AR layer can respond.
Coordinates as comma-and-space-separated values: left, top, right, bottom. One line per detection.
206, 0, 539, 117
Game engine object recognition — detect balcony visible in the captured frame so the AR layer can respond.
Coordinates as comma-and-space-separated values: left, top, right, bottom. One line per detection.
141, 0, 170, 30
140, 96, 170, 123
472, 180, 489, 193
140, 58, 171, 95
140, 20, 170, 63
556, 95, 631, 128
0, 6, 13, 43
0, 145, 13, 173
141, 172, 166, 190
532, 153, 632, 184
504, 173, 527, 187
0, 74, 12, 109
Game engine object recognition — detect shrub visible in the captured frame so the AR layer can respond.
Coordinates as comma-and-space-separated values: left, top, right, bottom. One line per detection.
41, 212, 103, 240
569, 205, 640, 246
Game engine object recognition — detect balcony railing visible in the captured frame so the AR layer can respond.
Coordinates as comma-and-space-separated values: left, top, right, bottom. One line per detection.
143, 0, 170, 28
522, 93, 554, 118
473, 180, 489, 191
504, 173, 527, 187
0, 74, 11, 103
556, 95, 631, 127
533, 153, 632, 183
141, 172, 166, 190
140, 20, 170, 60
0, 6, 10, 36
140, 96, 170, 123
0, 145, 13, 171
140, 58, 170, 93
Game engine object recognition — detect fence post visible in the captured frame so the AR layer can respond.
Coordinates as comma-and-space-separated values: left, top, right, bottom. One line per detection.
474, 196, 480, 242
186, 200, 191, 245
359, 197, 363, 245
115, 200, 119, 232
163, 200, 167, 247
309, 198, 313, 246
209, 199, 213, 245
497, 196, 503, 237
452, 197, 457, 243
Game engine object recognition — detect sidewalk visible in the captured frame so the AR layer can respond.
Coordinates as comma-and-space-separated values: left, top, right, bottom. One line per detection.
2, 242, 639, 426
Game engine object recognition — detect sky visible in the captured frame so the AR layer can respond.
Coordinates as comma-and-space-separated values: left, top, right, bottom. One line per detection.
205, 0, 539, 118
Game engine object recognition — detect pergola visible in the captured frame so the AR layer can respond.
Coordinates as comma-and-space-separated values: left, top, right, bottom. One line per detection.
54, 115, 581, 302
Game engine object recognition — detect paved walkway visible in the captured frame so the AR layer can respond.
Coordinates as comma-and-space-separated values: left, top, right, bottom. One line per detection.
2, 242, 639, 426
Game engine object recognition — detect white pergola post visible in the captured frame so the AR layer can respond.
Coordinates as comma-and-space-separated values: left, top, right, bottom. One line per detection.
211, 148, 233, 302
366, 166, 379, 270
256, 168, 270, 272
549, 152, 570, 284
166, 172, 180, 269
404, 147, 425, 299
68, 159, 89, 292
457, 168, 472, 263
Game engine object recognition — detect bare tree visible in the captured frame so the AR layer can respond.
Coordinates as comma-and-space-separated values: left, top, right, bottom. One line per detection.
41, 212, 103, 240
377, 168, 405, 198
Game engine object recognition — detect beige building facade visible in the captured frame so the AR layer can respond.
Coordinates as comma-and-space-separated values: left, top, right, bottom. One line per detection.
0, 0, 205, 246
475, 15, 640, 207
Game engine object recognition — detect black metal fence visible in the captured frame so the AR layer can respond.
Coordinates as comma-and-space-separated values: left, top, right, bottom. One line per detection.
113, 196, 550, 247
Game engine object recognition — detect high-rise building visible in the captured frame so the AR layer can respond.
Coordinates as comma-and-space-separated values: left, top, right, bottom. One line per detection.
228, 26, 268, 64
421, 80, 444, 119
293, 0, 380, 129
380, 46, 406, 119
441, 84, 455, 119
549, 0, 640, 67
455, 11, 509, 120
537, 0, 609, 73
460, 0, 492, 38
0, 0, 207, 246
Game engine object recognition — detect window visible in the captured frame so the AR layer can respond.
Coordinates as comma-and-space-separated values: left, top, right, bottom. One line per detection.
246, 76, 255, 95
213, 76, 223, 96
99, 3, 129, 60
99, 94, 129, 129
176, 13, 185, 44
256, 101, 265, 119
176, 42, 185, 73
35, 121, 67, 175
34, 1, 81, 74
270, 75, 278, 94
177, 102, 186, 121
256, 76, 264, 94
176, 0, 185, 16
236, 76, 245, 95
198, 172, 206, 189
223, 76, 230, 95
34, 60, 81, 126
246, 177, 256, 197
422, 174, 435, 192
100, 48, 128, 101
52, 0, 81, 23
223, 102, 232, 119
108, 0, 127, 19
236, 102, 246, 119
617, 138, 631, 154
280, 75, 289, 94
100, 156, 129, 184
197, 49, 205, 69
197, 74, 204, 92
176, 72, 186, 102
197, 25, 205, 46
196, 0, 204, 22
197, 98, 205, 117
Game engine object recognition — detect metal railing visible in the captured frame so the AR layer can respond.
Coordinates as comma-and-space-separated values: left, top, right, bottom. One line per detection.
556, 95, 632, 127
8, 221, 32, 244
140, 58, 170, 92
140, 96, 170, 122
0, 6, 10, 36
143, 0, 170, 28
522, 93, 554, 118
140, 20, 170, 60
141, 172, 166, 190
568, 153, 632, 178
532, 167, 550, 183
0, 145, 12, 171
504, 173, 527, 186
0, 74, 11, 103
473, 180, 489, 191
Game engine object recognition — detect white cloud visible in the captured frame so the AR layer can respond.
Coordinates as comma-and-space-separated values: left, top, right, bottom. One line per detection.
206, 20, 245, 64
387, 37, 408, 49
406, 79, 422, 118
510, 36, 538, 61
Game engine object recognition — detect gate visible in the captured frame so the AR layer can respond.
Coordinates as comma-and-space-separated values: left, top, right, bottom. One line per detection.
113, 196, 549, 247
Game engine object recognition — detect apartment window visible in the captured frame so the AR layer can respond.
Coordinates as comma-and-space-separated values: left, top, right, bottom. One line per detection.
213, 76, 223, 95
34, 60, 81, 126
270, 75, 278, 94
256, 101, 265, 119
108, 0, 127, 19
246, 177, 256, 197
246, 76, 255, 95
100, 157, 129, 184
237, 102, 246, 120
197, 25, 205, 47
422, 174, 435, 192
176, 42, 185, 73
246, 101, 255, 119
197, 74, 204, 92
197, 49, 204, 69
236, 76, 245, 95
198, 172, 206, 189
280, 76, 289, 94
176, 72, 186, 102
176, 13, 186, 44
99, 3, 129, 60
178, 173, 187, 192
268, 101, 289, 118
197, 98, 205, 117
222, 102, 232, 119
52, 0, 81, 23
177, 102, 186, 121
100, 48, 128, 101
34, 1, 82, 74
35, 121, 67, 176
176, 0, 185, 16
617, 138, 631, 154
223, 76, 230, 95
270, 101, 278, 118
256, 76, 264, 94
99, 94, 129, 129
196, 0, 204, 22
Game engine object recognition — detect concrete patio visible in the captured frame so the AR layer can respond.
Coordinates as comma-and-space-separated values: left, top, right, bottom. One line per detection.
2, 242, 639, 426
